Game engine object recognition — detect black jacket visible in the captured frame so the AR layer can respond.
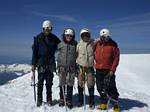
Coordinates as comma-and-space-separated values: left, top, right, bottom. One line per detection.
32, 32, 60, 70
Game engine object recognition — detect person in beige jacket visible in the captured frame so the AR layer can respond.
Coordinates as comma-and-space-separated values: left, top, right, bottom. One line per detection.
76, 28, 95, 108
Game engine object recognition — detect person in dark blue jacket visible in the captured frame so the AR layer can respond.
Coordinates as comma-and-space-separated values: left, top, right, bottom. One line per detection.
31, 20, 60, 107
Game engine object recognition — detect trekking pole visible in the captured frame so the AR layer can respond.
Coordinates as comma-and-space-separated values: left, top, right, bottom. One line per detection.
31, 71, 36, 103
62, 85, 68, 112
83, 80, 86, 110
106, 96, 110, 112
83, 68, 86, 110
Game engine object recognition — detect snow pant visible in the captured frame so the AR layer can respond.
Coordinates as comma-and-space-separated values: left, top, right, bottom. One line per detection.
96, 69, 119, 103
37, 66, 54, 102
58, 71, 75, 87
59, 85, 73, 103
58, 67, 75, 103
77, 66, 95, 105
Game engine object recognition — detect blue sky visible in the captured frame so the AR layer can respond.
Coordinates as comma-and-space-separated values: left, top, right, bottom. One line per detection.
0, 0, 150, 62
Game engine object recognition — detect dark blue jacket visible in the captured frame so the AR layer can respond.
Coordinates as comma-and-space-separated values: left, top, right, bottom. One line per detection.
32, 32, 60, 70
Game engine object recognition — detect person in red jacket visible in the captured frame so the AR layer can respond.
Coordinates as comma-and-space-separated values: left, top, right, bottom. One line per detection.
95, 28, 120, 112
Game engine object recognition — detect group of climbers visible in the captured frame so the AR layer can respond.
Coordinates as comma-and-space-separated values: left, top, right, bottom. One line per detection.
31, 20, 120, 112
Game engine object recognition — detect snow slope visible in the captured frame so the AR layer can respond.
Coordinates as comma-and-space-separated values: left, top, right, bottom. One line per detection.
0, 54, 150, 112
0, 64, 31, 85
116, 54, 150, 94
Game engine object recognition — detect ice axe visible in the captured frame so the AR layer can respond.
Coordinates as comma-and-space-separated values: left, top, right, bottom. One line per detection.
31, 71, 36, 103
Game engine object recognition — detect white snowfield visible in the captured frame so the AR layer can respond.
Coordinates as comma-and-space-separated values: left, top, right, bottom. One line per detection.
0, 54, 150, 112
0, 64, 31, 73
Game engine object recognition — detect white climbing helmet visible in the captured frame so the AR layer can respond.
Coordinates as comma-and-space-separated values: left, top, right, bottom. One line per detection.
42, 20, 52, 29
100, 28, 111, 37
80, 28, 90, 35
64, 28, 74, 36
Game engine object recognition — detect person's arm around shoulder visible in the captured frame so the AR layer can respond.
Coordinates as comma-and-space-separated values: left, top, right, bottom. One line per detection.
53, 34, 61, 45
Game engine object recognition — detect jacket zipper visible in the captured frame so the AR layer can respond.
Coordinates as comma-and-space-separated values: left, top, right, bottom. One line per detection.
86, 43, 89, 67
66, 44, 69, 71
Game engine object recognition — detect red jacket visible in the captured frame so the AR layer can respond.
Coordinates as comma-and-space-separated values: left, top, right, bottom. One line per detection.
95, 38, 120, 72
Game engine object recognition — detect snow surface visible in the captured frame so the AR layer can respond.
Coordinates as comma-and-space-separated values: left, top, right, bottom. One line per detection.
0, 54, 150, 112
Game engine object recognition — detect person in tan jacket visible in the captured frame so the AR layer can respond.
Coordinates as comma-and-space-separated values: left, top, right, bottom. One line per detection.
76, 28, 95, 108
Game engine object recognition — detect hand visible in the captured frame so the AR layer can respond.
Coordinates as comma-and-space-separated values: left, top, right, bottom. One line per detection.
31, 65, 36, 72
31, 71, 35, 81
75, 73, 78, 78
59, 66, 65, 73
31, 65, 36, 81
109, 71, 114, 76
94, 38, 100, 43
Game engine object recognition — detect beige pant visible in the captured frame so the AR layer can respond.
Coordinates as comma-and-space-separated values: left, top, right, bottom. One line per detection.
78, 66, 95, 88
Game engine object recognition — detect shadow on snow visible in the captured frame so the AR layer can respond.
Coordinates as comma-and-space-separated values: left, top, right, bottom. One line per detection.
119, 98, 148, 111
72, 94, 148, 110
0, 72, 25, 85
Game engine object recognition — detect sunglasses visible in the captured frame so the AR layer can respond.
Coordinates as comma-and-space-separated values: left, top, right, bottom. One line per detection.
43, 27, 51, 30
81, 33, 90, 37
65, 34, 73, 37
